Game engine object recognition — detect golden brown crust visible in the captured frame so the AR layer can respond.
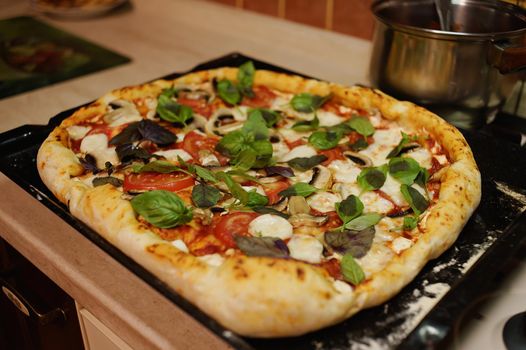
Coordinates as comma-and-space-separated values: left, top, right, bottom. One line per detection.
37, 67, 481, 337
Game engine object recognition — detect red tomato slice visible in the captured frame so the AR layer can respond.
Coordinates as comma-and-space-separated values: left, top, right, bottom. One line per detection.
241, 85, 277, 108
123, 172, 194, 192
319, 148, 345, 166
263, 180, 290, 205
181, 131, 229, 165
177, 96, 214, 118
212, 212, 259, 248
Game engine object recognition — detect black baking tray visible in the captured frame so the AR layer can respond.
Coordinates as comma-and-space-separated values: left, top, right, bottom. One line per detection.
1, 53, 526, 350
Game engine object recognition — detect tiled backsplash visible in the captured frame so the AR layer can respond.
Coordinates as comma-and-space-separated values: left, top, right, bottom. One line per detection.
207, 0, 375, 40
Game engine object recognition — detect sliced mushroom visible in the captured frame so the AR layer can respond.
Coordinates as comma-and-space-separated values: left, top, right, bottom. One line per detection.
272, 197, 289, 212
288, 213, 328, 228
172, 84, 215, 104
309, 165, 332, 190
288, 196, 310, 215
104, 100, 142, 126
400, 142, 421, 154
258, 176, 282, 184
205, 109, 244, 136
193, 208, 214, 225
343, 151, 373, 168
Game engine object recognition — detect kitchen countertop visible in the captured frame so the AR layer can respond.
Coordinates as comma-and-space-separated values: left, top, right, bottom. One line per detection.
0, 1, 370, 349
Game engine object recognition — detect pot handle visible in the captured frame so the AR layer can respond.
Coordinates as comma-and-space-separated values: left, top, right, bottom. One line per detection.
489, 40, 526, 74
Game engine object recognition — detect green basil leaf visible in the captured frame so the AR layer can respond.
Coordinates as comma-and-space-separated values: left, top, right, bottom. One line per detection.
133, 160, 189, 174
349, 138, 369, 152
194, 165, 218, 183
348, 117, 375, 137
386, 132, 418, 159
415, 168, 430, 188
250, 108, 280, 127
357, 165, 387, 192
242, 111, 269, 141
217, 172, 249, 205
290, 93, 330, 113
251, 206, 290, 219
400, 184, 429, 216
246, 191, 269, 207
341, 253, 365, 285
156, 93, 194, 125
217, 79, 241, 105
335, 195, 364, 226
92, 176, 123, 188
215, 130, 250, 158
226, 170, 261, 184
234, 236, 289, 258
388, 157, 421, 185
308, 130, 343, 150
192, 183, 221, 208
291, 115, 319, 131
250, 140, 273, 168
344, 213, 382, 231
131, 190, 193, 228
232, 148, 257, 171
287, 154, 328, 171
237, 61, 255, 98
278, 182, 317, 198
403, 216, 418, 230
324, 226, 374, 258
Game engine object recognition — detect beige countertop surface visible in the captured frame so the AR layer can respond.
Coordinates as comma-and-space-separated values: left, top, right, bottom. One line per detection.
0, 1, 371, 349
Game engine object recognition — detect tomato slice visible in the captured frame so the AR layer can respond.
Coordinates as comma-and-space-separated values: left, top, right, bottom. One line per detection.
241, 85, 277, 108
123, 172, 195, 192
263, 180, 290, 205
318, 148, 345, 166
212, 212, 259, 248
177, 95, 214, 117
181, 131, 228, 165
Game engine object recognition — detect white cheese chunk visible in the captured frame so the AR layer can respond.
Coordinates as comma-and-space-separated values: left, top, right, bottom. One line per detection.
332, 182, 360, 199
307, 191, 341, 213
357, 243, 394, 278
379, 174, 408, 207
197, 254, 224, 267
391, 237, 413, 254
360, 128, 403, 166
66, 125, 91, 140
272, 140, 290, 160
287, 234, 324, 264
333, 280, 353, 294
241, 186, 266, 196
434, 154, 448, 165
171, 239, 189, 253
154, 149, 193, 162
290, 169, 314, 184
317, 110, 345, 127
248, 214, 293, 240
328, 159, 361, 183
104, 105, 143, 127
405, 148, 432, 169
80, 134, 119, 169
280, 145, 317, 162
278, 128, 310, 143
359, 191, 394, 214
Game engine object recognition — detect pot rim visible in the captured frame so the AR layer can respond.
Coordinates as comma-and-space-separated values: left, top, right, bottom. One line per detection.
372, 0, 526, 41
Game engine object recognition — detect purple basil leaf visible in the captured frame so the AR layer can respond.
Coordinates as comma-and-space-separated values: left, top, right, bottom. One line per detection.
108, 122, 141, 146
79, 154, 100, 174
324, 227, 375, 258
115, 143, 151, 162
264, 166, 295, 178
137, 120, 176, 146
234, 236, 289, 258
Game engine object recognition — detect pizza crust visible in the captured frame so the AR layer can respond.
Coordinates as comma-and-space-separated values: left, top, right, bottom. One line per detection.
37, 67, 481, 337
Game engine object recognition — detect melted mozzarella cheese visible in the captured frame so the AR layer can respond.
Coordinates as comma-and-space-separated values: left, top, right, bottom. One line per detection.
154, 149, 193, 162
278, 128, 310, 143
248, 214, 293, 240
241, 186, 266, 196
361, 128, 403, 166
359, 191, 394, 214
104, 106, 143, 127
290, 169, 314, 184
333, 280, 353, 294
67, 125, 91, 140
80, 134, 119, 169
272, 140, 290, 160
356, 243, 394, 278
391, 237, 413, 254
307, 191, 341, 213
287, 234, 324, 264
171, 239, 189, 253
197, 254, 224, 267
332, 182, 360, 199
328, 159, 361, 183
405, 148, 432, 169
434, 154, 448, 165
317, 110, 345, 127
280, 145, 317, 162
379, 174, 407, 206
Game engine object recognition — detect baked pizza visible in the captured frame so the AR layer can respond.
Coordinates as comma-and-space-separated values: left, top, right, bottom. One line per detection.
37, 62, 481, 337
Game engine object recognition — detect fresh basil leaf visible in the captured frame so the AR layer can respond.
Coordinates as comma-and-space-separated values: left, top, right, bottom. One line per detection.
234, 236, 289, 258
250, 108, 280, 127
291, 115, 319, 131
133, 160, 185, 174
400, 184, 429, 216
242, 112, 269, 141
226, 170, 261, 184
232, 148, 257, 171
308, 130, 343, 150
290, 93, 330, 113
79, 154, 100, 174
137, 120, 177, 146
335, 195, 364, 226
357, 166, 387, 192
386, 132, 417, 159
92, 176, 123, 188
403, 216, 418, 230
194, 165, 218, 183
131, 190, 193, 228
415, 168, 430, 188
287, 154, 328, 171
215, 130, 250, 158
246, 191, 269, 207
192, 184, 221, 208
264, 166, 294, 178
237, 61, 255, 98
344, 213, 382, 231
115, 143, 151, 162
217, 79, 241, 105
216, 172, 249, 205
348, 117, 375, 137
278, 182, 317, 198
388, 157, 421, 185
156, 93, 194, 126
251, 206, 290, 219
108, 122, 141, 146
349, 138, 369, 152
341, 253, 365, 285
325, 226, 374, 258
250, 140, 273, 168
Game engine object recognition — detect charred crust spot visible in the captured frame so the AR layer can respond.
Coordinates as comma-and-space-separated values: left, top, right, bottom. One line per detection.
233, 265, 249, 279
296, 267, 305, 281
323, 292, 331, 300
266, 261, 277, 267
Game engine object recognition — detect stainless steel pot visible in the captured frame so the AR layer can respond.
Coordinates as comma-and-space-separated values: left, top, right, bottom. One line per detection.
369, 0, 526, 128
